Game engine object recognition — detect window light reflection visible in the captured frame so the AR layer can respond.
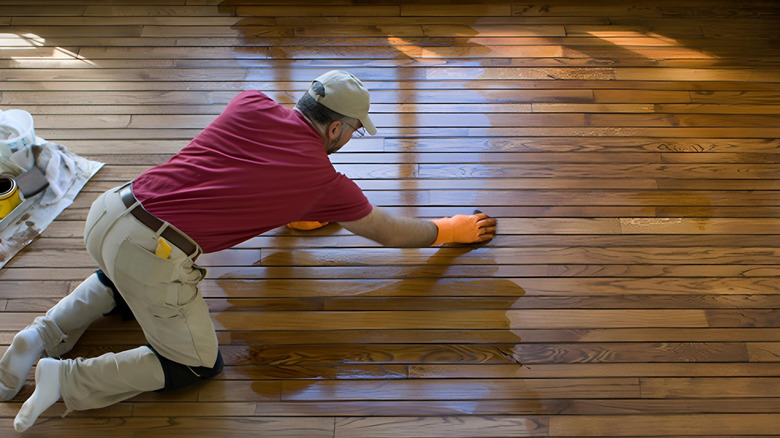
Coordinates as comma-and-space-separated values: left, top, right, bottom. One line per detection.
1, 33, 95, 65
586, 30, 714, 60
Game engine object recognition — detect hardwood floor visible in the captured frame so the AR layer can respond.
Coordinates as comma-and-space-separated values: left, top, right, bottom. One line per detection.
1, 1, 778, 436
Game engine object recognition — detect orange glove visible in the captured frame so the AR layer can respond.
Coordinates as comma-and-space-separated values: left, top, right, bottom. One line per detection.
432, 212, 496, 245
287, 221, 329, 231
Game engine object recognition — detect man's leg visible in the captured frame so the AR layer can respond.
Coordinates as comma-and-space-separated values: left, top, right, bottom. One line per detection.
0, 272, 116, 401
10, 184, 222, 432
13, 346, 224, 432
13, 346, 163, 432
91, 185, 218, 369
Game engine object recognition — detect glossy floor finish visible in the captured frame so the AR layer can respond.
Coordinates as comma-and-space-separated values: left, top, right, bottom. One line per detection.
0, 1, 779, 437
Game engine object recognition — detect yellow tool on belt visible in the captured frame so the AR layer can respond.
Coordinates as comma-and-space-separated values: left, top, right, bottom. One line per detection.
155, 237, 172, 259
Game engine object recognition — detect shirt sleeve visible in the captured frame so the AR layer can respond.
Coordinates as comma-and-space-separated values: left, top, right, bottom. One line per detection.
302, 173, 373, 222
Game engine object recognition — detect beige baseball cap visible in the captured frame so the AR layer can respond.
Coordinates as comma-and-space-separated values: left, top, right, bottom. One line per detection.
308, 70, 377, 135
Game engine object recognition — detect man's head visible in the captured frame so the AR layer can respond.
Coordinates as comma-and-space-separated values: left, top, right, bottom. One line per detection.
296, 70, 376, 154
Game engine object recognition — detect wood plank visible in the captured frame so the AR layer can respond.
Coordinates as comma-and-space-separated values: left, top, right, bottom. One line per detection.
3, 275, 778, 302
200, 294, 780, 311
126, 398, 780, 417
83, 5, 238, 17
549, 414, 780, 436
197, 247, 780, 267
200, 276, 779, 298
36, 325, 653, 348
250, 398, 780, 416
5, 77, 780, 92
272, 15, 613, 26
334, 415, 545, 438
640, 377, 780, 398
192, 263, 779, 279
409, 362, 780, 378
225, 342, 757, 365
382, 137, 780, 153
7, 261, 777, 278
235, 5, 400, 17
13, 35, 747, 51
210, 310, 714, 331
0, 417, 335, 438
0, 401, 130, 419
418, 164, 780, 179
279, 378, 641, 401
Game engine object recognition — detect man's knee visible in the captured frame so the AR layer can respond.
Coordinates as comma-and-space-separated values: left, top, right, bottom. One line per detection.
149, 347, 224, 391
95, 269, 134, 321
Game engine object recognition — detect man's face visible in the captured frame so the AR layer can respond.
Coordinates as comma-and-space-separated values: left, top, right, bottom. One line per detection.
325, 121, 358, 155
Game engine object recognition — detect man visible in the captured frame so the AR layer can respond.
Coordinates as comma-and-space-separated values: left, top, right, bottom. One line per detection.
0, 70, 496, 432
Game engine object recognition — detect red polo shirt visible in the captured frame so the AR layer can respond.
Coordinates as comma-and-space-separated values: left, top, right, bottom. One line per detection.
132, 90, 372, 253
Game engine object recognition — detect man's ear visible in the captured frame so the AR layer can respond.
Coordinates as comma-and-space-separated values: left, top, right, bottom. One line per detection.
326, 120, 342, 140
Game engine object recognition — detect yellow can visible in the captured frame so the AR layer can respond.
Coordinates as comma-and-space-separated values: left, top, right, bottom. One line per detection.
0, 176, 22, 219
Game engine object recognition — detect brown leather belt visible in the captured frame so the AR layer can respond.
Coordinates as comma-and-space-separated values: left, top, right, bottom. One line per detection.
119, 186, 197, 257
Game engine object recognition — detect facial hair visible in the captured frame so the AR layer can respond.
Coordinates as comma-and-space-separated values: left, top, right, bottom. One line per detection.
326, 137, 341, 155
325, 126, 349, 155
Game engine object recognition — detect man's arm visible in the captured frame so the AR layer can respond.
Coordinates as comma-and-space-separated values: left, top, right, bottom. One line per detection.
339, 205, 437, 247
339, 205, 497, 248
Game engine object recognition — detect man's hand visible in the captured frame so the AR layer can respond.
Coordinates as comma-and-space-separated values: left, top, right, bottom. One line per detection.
432, 212, 497, 245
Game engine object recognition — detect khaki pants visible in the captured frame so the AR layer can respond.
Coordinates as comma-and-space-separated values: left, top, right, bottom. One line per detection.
84, 183, 218, 368
43, 183, 219, 411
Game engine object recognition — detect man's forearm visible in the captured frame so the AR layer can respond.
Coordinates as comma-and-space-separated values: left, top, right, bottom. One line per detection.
339, 205, 438, 247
